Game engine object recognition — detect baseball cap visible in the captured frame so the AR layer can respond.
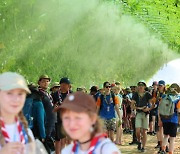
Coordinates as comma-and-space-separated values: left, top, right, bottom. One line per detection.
59, 92, 96, 113
0, 72, 30, 93
137, 80, 146, 87
38, 75, 51, 82
60, 77, 71, 84
158, 80, 165, 86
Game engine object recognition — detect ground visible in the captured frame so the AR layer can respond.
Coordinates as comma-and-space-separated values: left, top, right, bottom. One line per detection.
118, 133, 180, 154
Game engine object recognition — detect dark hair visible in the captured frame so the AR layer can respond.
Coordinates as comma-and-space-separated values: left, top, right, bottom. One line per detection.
103, 81, 110, 88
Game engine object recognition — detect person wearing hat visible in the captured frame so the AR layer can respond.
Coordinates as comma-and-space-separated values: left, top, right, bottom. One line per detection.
52, 77, 72, 154
96, 81, 121, 142
158, 84, 180, 154
50, 82, 60, 95
60, 92, 121, 154
38, 74, 56, 152
0, 72, 34, 153
131, 80, 154, 152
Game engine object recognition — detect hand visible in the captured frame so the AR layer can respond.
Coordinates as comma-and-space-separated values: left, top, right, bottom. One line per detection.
142, 108, 150, 112
0, 142, 24, 154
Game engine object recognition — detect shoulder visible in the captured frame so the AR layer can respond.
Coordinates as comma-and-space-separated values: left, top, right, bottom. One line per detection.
96, 138, 121, 154
61, 143, 73, 154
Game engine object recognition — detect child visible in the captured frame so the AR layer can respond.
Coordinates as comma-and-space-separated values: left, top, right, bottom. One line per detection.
0, 72, 34, 154
59, 92, 121, 154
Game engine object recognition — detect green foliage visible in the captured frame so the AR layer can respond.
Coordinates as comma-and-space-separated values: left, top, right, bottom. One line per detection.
0, 0, 179, 89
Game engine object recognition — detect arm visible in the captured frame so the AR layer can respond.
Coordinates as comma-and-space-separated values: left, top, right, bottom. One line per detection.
36, 101, 46, 140
96, 97, 101, 114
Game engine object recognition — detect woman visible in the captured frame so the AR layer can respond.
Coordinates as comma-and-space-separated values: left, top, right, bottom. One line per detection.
59, 92, 121, 154
112, 86, 123, 145
0, 72, 34, 154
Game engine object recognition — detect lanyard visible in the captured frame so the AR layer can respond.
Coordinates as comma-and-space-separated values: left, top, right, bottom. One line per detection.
72, 133, 107, 154
0, 117, 27, 144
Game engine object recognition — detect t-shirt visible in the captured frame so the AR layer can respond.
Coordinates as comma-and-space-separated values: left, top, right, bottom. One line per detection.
61, 138, 121, 154
0, 124, 34, 149
132, 92, 152, 110
96, 94, 119, 120
161, 99, 180, 124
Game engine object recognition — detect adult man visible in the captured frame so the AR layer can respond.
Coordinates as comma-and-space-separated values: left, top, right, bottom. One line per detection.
131, 80, 154, 152
38, 75, 56, 153
96, 81, 121, 141
52, 77, 72, 154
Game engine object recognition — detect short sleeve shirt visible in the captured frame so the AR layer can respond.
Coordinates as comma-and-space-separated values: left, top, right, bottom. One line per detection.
132, 92, 152, 108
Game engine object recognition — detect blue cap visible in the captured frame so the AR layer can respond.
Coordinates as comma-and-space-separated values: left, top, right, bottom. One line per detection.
158, 80, 165, 86
60, 77, 71, 84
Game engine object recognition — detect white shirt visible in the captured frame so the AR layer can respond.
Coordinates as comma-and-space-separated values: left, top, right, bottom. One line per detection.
62, 138, 121, 154
5, 123, 34, 142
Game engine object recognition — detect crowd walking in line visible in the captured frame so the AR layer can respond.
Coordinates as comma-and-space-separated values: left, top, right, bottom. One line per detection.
0, 71, 180, 154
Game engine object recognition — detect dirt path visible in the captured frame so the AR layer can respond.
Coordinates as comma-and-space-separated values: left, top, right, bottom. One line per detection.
117, 133, 180, 154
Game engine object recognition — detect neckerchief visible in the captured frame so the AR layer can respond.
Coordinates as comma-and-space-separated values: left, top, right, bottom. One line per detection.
72, 133, 107, 154
39, 88, 53, 106
0, 117, 27, 144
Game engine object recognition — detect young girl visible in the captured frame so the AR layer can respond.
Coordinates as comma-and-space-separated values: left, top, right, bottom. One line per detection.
59, 92, 121, 154
0, 72, 34, 154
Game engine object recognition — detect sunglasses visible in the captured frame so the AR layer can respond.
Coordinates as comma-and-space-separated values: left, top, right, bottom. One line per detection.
105, 86, 111, 88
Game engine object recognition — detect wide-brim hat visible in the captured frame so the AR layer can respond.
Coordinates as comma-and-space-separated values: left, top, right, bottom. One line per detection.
38, 75, 51, 82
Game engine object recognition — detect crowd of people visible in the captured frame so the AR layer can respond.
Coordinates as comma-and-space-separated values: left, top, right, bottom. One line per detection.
0, 71, 180, 154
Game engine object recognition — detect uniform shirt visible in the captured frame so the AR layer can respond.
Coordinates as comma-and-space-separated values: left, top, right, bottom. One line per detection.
96, 94, 119, 120
61, 138, 121, 154
132, 92, 152, 109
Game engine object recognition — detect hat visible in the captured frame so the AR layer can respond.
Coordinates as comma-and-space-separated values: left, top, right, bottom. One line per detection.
38, 75, 51, 82
169, 83, 180, 93
158, 80, 165, 86
0, 72, 30, 93
152, 81, 158, 86
137, 80, 146, 87
50, 82, 60, 91
59, 92, 96, 113
125, 87, 131, 93
115, 81, 121, 85
60, 77, 71, 84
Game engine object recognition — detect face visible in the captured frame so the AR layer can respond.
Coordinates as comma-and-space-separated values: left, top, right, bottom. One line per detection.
60, 83, 70, 93
62, 110, 96, 141
104, 85, 111, 94
138, 83, 145, 92
39, 78, 50, 90
0, 89, 26, 116
158, 85, 165, 93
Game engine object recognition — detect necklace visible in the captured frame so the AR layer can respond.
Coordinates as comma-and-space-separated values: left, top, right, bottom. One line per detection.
78, 138, 92, 144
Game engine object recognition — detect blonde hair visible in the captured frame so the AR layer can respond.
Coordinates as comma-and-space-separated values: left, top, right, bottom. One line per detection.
0, 111, 32, 146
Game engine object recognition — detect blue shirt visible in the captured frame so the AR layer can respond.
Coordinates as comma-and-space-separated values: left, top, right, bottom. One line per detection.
99, 95, 116, 120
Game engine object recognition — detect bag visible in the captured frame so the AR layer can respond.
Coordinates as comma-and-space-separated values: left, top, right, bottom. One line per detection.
159, 95, 175, 119
23, 97, 34, 129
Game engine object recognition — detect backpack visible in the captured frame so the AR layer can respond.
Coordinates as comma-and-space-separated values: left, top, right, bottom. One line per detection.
159, 95, 175, 119
23, 97, 34, 129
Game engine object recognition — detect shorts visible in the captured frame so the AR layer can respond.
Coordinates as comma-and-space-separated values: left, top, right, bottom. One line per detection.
55, 122, 66, 141
162, 122, 178, 137
135, 112, 149, 130
104, 118, 116, 131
